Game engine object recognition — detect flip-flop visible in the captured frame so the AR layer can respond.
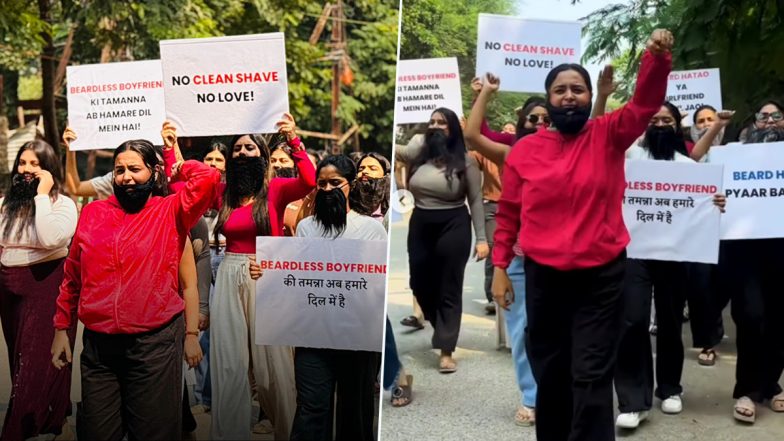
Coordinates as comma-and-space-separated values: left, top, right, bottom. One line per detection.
514, 406, 536, 427
698, 349, 717, 366
391, 374, 413, 407
438, 357, 457, 374
770, 392, 784, 412
400, 315, 425, 330
734, 397, 756, 423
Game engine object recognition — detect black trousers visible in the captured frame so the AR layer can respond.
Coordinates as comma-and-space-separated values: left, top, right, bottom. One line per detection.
408, 206, 471, 352
614, 259, 688, 412
77, 315, 184, 441
719, 239, 784, 402
290, 348, 377, 441
482, 201, 498, 303
685, 262, 725, 349
525, 251, 625, 441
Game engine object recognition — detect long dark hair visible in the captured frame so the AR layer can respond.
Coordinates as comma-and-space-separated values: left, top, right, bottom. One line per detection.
113, 140, 167, 195
314, 155, 356, 237
201, 141, 229, 163
350, 152, 391, 216
407, 107, 466, 186
215, 134, 272, 238
516, 96, 547, 140
640, 102, 689, 157
1, 139, 63, 241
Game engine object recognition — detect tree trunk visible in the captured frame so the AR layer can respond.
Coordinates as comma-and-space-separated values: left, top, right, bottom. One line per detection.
38, 0, 59, 153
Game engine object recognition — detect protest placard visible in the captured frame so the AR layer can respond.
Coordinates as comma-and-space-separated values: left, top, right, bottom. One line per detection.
475, 14, 581, 93
623, 160, 723, 263
66, 60, 165, 151
159, 33, 289, 136
709, 142, 784, 240
254, 237, 387, 352
395, 57, 463, 124
666, 68, 722, 118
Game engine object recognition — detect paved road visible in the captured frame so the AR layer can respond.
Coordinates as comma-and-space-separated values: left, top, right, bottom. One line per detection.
380, 219, 784, 441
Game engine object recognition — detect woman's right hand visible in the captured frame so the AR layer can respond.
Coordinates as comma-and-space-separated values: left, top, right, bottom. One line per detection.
483, 73, 500, 94
62, 127, 77, 151
647, 29, 674, 55
161, 121, 178, 150
597, 65, 617, 98
51, 329, 72, 370
491, 267, 514, 311
249, 257, 263, 280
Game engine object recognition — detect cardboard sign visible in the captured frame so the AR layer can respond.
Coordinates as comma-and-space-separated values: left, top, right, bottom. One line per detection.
66, 60, 166, 151
475, 14, 581, 93
395, 57, 463, 124
254, 237, 387, 352
666, 68, 722, 120
160, 33, 289, 136
623, 160, 724, 263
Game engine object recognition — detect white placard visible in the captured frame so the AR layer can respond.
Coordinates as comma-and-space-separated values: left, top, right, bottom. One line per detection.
395, 57, 463, 124
160, 33, 289, 136
624, 160, 723, 263
666, 68, 722, 120
709, 142, 784, 240
255, 237, 387, 352
475, 14, 581, 93
66, 60, 166, 151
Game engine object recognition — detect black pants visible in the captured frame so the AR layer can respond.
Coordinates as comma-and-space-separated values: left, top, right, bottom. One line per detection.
615, 259, 688, 412
290, 348, 377, 441
719, 239, 784, 402
525, 252, 625, 441
408, 206, 471, 352
482, 201, 498, 303
77, 315, 184, 441
685, 263, 725, 349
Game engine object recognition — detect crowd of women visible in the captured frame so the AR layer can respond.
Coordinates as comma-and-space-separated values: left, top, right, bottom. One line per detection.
389, 28, 784, 440
0, 110, 392, 440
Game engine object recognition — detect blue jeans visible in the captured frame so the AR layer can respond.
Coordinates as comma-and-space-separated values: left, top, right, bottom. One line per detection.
383, 318, 401, 389
506, 256, 537, 408
194, 248, 224, 407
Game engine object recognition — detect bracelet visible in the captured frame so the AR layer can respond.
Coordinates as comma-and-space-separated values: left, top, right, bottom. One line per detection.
287, 136, 302, 149
186, 331, 199, 337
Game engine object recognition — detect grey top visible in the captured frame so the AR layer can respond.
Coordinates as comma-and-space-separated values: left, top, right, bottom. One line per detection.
297, 210, 388, 241
396, 134, 486, 243
90, 171, 114, 199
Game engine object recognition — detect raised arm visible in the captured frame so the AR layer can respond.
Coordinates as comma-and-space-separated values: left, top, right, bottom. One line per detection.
469, 76, 516, 146
690, 111, 734, 161
62, 127, 99, 197
605, 30, 674, 151
591, 65, 617, 119
271, 113, 317, 204
394, 134, 425, 165
464, 73, 513, 168
172, 160, 221, 232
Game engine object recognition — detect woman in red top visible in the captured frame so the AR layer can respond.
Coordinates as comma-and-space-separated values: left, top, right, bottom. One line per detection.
491, 29, 673, 441
206, 115, 316, 441
50, 139, 219, 440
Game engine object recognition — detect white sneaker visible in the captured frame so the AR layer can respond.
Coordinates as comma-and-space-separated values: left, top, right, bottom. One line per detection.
616, 411, 649, 429
661, 395, 683, 414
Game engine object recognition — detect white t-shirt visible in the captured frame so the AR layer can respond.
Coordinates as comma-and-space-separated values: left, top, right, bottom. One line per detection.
296, 210, 387, 241
0, 194, 77, 266
626, 144, 695, 163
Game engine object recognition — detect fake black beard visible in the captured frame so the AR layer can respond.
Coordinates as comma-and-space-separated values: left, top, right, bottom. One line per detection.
226, 156, 268, 197
644, 126, 687, 161
113, 178, 156, 214
1, 174, 40, 240
274, 166, 297, 178
545, 103, 591, 135
424, 128, 449, 160
313, 188, 348, 237
745, 127, 784, 144
349, 176, 389, 216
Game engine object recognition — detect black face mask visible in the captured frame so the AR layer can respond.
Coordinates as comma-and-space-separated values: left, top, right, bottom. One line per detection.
226, 156, 268, 197
274, 166, 297, 178
113, 175, 157, 214
314, 187, 348, 237
644, 125, 682, 160
349, 176, 389, 216
545, 102, 591, 135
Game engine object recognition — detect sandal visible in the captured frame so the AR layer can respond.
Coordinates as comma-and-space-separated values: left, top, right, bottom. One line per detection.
438, 356, 457, 374
733, 396, 756, 423
770, 392, 784, 412
400, 315, 425, 330
698, 348, 717, 366
391, 374, 413, 407
514, 406, 535, 427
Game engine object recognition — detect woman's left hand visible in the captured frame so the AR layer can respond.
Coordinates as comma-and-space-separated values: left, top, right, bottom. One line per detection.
474, 242, 490, 261
713, 193, 726, 213
276, 112, 297, 141
249, 257, 263, 280
184, 334, 203, 368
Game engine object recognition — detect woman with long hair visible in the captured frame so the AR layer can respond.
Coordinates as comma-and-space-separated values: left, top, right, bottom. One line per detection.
491, 29, 673, 440
0, 140, 78, 440
51, 139, 218, 440
349, 152, 391, 226
395, 107, 488, 373
204, 114, 316, 441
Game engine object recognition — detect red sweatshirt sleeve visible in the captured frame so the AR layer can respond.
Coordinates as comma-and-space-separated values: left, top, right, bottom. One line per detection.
481, 118, 516, 146
54, 207, 86, 330
491, 141, 526, 269
604, 50, 672, 151
272, 149, 317, 208
174, 160, 221, 231
163, 147, 177, 179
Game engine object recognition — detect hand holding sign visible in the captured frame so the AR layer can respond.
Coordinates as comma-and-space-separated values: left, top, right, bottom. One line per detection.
647, 29, 674, 55
471, 77, 483, 96
62, 127, 77, 151
249, 257, 263, 280
160, 121, 178, 150
483, 73, 501, 94
713, 193, 727, 212
276, 112, 297, 142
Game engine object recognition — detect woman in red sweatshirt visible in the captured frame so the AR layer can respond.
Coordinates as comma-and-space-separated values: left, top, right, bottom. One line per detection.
50, 139, 220, 440
491, 29, 673, 441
